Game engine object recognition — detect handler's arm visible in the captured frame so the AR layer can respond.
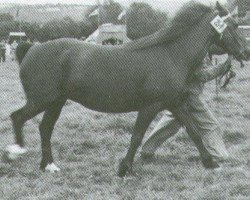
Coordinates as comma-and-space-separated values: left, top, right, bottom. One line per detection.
194, 56, 233, 82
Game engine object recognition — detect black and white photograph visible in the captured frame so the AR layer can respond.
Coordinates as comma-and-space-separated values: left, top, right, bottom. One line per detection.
0, 0, 249, 199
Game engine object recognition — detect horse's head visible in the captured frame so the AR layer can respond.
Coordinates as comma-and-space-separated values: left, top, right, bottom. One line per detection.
211, 2, 250, 61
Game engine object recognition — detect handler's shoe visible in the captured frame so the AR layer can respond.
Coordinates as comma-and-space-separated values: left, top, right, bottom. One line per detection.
202, 157, 220, 169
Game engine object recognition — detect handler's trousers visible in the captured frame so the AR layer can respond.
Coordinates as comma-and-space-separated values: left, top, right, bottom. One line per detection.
141, 94, 229, 161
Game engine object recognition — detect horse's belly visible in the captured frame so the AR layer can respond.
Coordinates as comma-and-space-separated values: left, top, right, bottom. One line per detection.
68, 88, 143, 113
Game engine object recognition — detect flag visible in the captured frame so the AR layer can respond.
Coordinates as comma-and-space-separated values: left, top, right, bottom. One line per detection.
227, 0, 237, 10
89, 8, 99, 18
88, 0, 110, 18
15, 7, 20, 19
118, 10, 126, 20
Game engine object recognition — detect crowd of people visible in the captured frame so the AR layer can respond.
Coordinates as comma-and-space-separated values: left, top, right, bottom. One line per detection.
102, 38, 123, 45
0, 40, 19, 63
0, 40, 7, 63
0, 39, 42, 63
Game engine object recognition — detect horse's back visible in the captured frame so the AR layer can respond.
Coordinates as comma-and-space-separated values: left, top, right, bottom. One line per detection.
19, 39, 130, 107
63, 45, 150, 112
19, 38, 187, 111
64, 45, 185, 112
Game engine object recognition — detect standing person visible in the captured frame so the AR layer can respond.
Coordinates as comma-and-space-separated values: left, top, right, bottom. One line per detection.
141, 56, 233, 168
0, 40, 6, 63
10, 40, 18, 61
5, 41, 11, 60
0, 42, 2, 63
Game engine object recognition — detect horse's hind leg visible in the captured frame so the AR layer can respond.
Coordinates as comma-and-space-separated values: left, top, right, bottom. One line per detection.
11, 102, 47, 146
39, 99, 65, 172
6, 102, 47, 160
118, 102, 163, 177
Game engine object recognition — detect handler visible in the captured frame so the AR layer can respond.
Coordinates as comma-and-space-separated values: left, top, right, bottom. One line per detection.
141, 56, 233, 168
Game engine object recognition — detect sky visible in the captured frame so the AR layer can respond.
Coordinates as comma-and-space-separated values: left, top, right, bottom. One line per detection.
1, 0, 229, 15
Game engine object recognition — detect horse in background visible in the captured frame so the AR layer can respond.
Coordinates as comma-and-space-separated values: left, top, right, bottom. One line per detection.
15, 42, 33, 65
5, 2, 250, 177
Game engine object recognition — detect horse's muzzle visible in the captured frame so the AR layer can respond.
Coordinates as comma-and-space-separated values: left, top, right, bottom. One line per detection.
246, 48, 250, 61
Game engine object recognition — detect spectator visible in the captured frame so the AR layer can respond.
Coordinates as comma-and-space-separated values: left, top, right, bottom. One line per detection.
0, 40, 7, 63
5, 42, 11, 60
10, 40, 18, 61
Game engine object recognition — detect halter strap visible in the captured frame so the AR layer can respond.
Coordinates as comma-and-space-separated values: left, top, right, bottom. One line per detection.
220, 14, 232, 40
211, 14, 231, 40
221, 13, 231, 21
210, 15, 228, 34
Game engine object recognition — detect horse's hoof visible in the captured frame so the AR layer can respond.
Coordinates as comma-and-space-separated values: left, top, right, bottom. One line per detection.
45, 163, 61, 173
118, 159, 131, 177
5, 144, 27, 160
202, 157, 220, 169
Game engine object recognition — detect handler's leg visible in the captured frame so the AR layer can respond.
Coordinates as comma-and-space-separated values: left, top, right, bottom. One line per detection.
173, 106, 219, 168
174, 95, 228, 168
141, 112, 181, 158
188, 95, 228, 161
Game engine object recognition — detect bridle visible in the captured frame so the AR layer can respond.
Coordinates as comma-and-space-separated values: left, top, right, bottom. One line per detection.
220, 14, 232, 40
210, 13, 231, 40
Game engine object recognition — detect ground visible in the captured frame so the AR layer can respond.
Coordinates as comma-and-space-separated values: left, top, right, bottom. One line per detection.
0, 57, 249, 200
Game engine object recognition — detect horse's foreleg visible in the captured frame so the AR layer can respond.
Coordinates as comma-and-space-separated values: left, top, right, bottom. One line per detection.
6, 103, 46, 160
39, 100, 65, 173
118, 102, 163, 177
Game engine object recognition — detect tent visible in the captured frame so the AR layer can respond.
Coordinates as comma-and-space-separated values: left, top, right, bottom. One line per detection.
8, 32, 27, 44
85, 23, 130, 45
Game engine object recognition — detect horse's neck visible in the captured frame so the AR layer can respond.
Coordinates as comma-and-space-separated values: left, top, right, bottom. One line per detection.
171, 19, 214, 69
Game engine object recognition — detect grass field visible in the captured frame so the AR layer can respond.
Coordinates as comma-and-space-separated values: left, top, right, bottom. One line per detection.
0, 57, 249, 200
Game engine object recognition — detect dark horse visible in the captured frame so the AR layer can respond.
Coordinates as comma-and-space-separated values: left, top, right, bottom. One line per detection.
208, 44, 245, 68
6, 2, 250, 177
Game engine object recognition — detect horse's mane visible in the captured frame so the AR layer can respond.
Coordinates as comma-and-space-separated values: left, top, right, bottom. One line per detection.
125, 1, 213, 50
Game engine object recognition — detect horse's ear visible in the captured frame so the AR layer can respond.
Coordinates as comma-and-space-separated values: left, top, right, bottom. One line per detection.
216, 1, 228, 17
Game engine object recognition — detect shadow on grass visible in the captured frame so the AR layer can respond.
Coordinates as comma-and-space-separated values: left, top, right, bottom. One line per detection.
223, 131, 247, 145
139, 154, 183, 167
242, 113, 250, 120
73, 141, 98, 155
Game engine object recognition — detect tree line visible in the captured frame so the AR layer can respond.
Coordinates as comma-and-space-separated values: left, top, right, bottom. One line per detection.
0, 1, 169, 42
0, 13, 97, 42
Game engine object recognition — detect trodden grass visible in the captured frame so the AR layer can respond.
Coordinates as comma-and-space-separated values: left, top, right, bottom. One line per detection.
0, 57, 249, 200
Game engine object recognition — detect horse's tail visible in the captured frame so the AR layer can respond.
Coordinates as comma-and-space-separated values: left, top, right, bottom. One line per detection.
15, 42, 33, 65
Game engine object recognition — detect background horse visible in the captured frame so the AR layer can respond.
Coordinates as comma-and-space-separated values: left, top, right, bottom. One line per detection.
6, 2, 250, 177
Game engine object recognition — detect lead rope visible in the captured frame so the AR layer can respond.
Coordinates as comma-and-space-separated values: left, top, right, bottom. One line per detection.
215, 58, 219, 100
